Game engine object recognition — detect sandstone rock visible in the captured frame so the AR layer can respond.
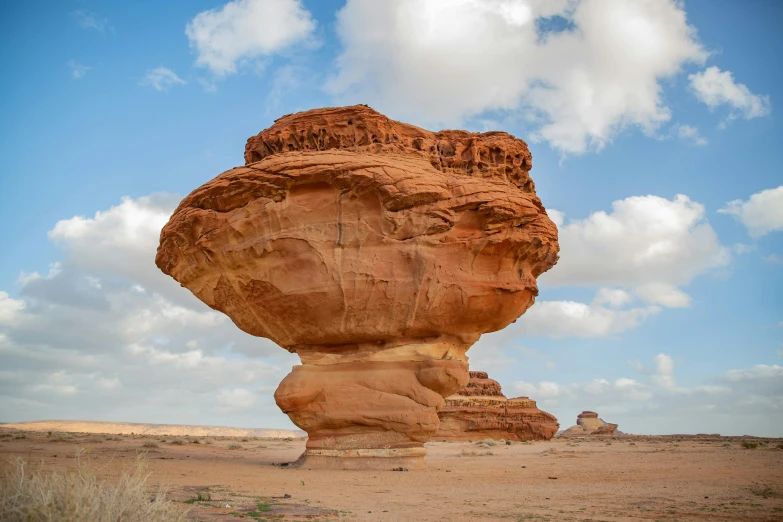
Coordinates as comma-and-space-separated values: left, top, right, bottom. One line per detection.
436, 371, 559, 441
559, 411, 619, 437
156, 106, 559, 469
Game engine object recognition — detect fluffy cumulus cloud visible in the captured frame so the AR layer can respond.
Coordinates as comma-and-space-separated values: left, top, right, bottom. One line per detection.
546, 194, 728, 288
689, 66, 771, 122
512, 355, 783, 436
328, 0, 707, 153
140, 67, 186, 92
186, 0, 316, 76
513, 194, 728, 337
0, 195, 298, 427
514, 299, 660, 338
719, 186, 783, 238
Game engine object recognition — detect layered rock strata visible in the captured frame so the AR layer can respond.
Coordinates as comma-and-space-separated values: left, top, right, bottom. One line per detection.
156, 105, 559, 469
436, 371, 559, 441
560, 411, 619, 437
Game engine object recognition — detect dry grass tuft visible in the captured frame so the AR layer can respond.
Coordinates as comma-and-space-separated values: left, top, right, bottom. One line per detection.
0, 451, 187, 521
475, 439, 497, 448
460, 449, 493, 457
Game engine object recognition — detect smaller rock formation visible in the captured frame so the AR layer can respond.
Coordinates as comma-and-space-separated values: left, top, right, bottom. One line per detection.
559, 411, 618, 437
435, 371, 559, 441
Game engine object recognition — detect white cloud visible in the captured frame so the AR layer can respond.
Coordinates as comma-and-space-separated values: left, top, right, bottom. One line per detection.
689, 66, 771, 121
140, 67, 186, 92
545, 194, 728, 292
634, 283, 691, 308
217, 388, 258, 410
514, 380, 568, 400
764, 254, 783, 264
515, 299, 659, 338
186, 0, 316, 76
513, 194, 728, 338
0, 292, 25, 326
0, 195, 298, 428
72, 10, 110, 33
511, 357, 783, 436
672, 124, 707, 146
67, 60, 91, 79
650, 353, 675, 388
723, 364, 783, 382
719, 186, 783, 238
329, 0, 706, 154
593, 288, 633, 308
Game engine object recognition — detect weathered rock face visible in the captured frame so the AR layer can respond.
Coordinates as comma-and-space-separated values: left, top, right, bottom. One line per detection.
560, 411, 619, 437
156, 106, 559, 469
436, 371, 559, 441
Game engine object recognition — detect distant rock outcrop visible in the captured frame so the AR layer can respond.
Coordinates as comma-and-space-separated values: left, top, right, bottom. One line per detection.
435, 371, 559, 441
559, 411, 619, 437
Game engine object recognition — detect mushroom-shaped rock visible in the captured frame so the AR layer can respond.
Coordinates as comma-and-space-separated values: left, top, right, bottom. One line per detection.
560, 411, 619, 437
435, 371, 559, 441
156, 106, 559, 469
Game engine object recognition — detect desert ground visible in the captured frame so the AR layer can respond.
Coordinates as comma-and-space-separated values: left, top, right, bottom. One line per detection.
1, 423, 782, 522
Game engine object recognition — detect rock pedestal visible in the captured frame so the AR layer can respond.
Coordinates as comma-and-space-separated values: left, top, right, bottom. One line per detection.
156, 106, 559, 469
436, 371, 559, 441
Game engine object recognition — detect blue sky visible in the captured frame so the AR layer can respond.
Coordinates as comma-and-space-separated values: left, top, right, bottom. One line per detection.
1, 0, 781, 436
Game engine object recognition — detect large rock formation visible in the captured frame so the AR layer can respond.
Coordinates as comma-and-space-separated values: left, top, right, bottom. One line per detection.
156, 105, 559, 469
436, 371, 559, 441
559, 411, 619, 437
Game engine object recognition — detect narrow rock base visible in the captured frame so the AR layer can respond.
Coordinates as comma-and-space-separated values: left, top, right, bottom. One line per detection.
291, 448, 427, 470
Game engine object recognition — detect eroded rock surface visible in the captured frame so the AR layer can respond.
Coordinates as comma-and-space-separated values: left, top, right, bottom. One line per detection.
156, 105, 559, 469
436, 371, 559, 441
560, 411, 619, 437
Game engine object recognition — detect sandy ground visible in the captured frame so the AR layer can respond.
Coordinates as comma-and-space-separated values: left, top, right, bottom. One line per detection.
1, 427, 781, 521
1, 420, 305, 438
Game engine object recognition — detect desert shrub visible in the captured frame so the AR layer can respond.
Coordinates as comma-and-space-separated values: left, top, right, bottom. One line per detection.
741, 441, 759, 449
142, 442, 159, 448
227, 444, 242, 450
0, 452, 187, 521
85, 437, 104, 443
185, 491, 212, 504
169, 439, 186, 445
13, 433, 26, 440
460, 449, 493, 457
749, 486, 782, 499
